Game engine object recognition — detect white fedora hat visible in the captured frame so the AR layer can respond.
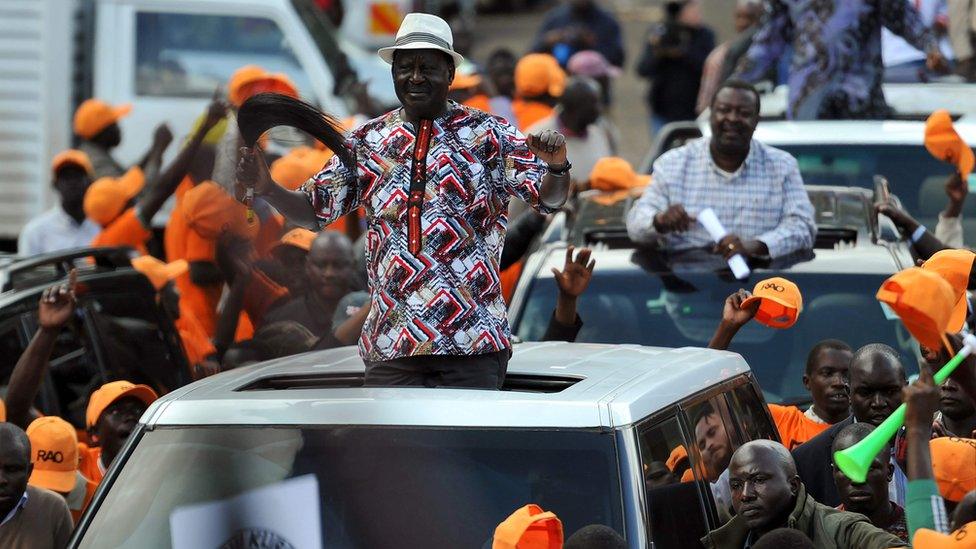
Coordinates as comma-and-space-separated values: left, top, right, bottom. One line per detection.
378, 13, 465, 67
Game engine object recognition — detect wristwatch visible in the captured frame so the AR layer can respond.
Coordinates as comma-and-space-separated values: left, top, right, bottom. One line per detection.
547, 160, 572, 176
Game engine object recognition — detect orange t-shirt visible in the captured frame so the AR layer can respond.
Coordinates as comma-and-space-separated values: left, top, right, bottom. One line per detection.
77, 443, 103, 486
91, 208, 152, 255
500, 259, 524, 305
463, 94, 493, 113
512, 100, 554, 131
164, 177, 195, 263
767, 404, 833, 450
176, 302, 216, 367
255, 213, 286, 258
177, 230, 222, 337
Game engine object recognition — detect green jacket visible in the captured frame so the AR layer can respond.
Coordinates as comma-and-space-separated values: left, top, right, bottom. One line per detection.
700, 484, 909, 549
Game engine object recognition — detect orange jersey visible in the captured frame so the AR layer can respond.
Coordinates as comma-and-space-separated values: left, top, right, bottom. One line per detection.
77, 443, 103, 486
91, 208, 151, 255
176, 302, 216, 367
768, 404, 833, 450
512, 100, 553, 131
164, 177, 195, 263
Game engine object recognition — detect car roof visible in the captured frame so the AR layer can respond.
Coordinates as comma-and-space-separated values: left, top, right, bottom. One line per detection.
142, 342, 751, 429
749, 120, 976, 146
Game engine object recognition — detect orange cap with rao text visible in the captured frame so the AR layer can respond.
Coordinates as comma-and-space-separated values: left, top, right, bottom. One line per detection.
26, 416, 79, 493
922, 249, 976, 333
740, 277, 803, 329
83, 167, 145, 227
931, 437, 976, 503
926, 109, 975, 180
74, 99, 133, 140
51, 149, 94, 177
131, 255, 189, 291
913, 522, 976, 549
515, 54, 566, 98
876, 267, 956, 351
86, 380, 158, 429
492, 504, 563, 549
589, 157, 652, 192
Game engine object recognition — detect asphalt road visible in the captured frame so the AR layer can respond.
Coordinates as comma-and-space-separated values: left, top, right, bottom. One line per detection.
467, 0, 739, 166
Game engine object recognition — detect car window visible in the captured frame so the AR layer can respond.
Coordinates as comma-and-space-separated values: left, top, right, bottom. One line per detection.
684, 395, 740, 525
514, 268, 919, 406
135, 12, 312, 98
79, 426, 623, 548
637, 413, 711, 547
725, 381, 778, 444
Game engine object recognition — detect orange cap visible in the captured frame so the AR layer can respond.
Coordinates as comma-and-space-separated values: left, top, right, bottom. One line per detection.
181, 181, 259, 240
740, 277, 803, 329
589, 157, 652, 192
922, 249, 976, 333
931, 437, 976, 502
270, 146, 333, 191
492, 504, 563, 549
450, 72, 483, 91
86, 380, 158, 429
913, 522, 976, 549
666, 445, 689, 472
83, 167, 145, 227
228, 65, 299, 107
131, 255, 189, 291
274, 228, 317, 252
926, 109, 976, 180
51, 149, 94, 177
515, 54, 566, 98
876, 267, 956, 351
74, 99, 133, 140
228, 65, 269, 107
26, 416, 79, 493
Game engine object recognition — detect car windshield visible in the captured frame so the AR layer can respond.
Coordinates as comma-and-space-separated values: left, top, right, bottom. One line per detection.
513, 250, 919, 406
79, 426, 622, 548
778, 144, 968, 240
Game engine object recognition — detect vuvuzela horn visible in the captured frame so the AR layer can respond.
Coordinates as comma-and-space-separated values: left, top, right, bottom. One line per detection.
833, 333, 976, 483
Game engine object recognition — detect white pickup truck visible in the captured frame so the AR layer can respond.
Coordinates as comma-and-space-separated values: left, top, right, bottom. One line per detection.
0, 0, 403, 249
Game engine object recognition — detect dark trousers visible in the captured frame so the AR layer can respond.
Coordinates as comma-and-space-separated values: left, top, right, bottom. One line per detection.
364, 350, 510, 389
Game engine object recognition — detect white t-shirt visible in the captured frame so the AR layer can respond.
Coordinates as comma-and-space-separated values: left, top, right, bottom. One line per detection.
18, 207, 100, 256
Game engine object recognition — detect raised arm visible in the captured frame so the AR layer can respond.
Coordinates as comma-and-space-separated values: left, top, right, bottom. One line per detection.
526, 130, 572, 210
5, 271, 77, 428
708, 289, 759, 350
543, 246, 594, 342
903, 363, 952, 537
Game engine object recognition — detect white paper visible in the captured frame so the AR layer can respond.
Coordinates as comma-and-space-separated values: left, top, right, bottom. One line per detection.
697, 208, 751, 279
170, 474, 322, 549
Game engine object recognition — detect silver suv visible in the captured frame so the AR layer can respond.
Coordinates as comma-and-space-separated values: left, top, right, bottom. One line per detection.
72, 342, 778, 548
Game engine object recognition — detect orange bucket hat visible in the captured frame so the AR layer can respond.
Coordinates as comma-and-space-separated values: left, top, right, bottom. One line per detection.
515, 54, 566, 98
51, 149, 94, 177
26, 416, 79, 493
925, 109, 975, 180
83, 167, 146, 227
86, 380, 158, 429
273, 228, 317, 253
876, 267, 956, 351
493, 504, 563, 549
270, 146, 334, 191
921, 249, 976, 333
589, 157, 652, 192
131, 255, 189, 291
181, 181, 259, 240
740, 277, 803, 329
913, 522, 976, 549
74, 99, 133, 140
930, 437, 976, 502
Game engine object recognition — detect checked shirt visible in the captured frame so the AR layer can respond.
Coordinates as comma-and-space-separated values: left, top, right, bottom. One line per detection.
626, 137, 815, 258
302, 101, 554, 361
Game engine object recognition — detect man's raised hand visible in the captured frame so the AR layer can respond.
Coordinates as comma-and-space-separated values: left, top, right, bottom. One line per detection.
39, 269, 77, 331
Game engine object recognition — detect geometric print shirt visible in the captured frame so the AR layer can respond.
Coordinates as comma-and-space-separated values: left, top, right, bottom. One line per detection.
303, 101, 554, 361
626, 137, 816, 259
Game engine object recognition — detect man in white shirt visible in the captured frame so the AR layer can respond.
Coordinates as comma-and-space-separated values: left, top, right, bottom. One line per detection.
18, 150, 100, 256
883, 0, 955, 82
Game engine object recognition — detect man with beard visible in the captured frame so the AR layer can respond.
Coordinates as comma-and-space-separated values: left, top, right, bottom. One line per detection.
627, 80, 815, 260
831, 424, 909, 541
237, 13, 572, 388
701, 440, 907, 548
793, 344, 909, 507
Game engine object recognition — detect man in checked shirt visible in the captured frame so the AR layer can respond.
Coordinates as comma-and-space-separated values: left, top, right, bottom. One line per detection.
627, 79, 816, 261
236, 13, 571, 388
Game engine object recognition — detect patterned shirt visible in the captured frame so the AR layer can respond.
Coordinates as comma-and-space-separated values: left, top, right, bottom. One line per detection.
734, 0, 935, 120
303, 102, 554, 362
626, 137, 815, 258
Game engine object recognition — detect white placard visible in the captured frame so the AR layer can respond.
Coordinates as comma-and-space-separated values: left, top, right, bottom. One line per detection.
697, 208, 751, 279
170, 474, 322, 549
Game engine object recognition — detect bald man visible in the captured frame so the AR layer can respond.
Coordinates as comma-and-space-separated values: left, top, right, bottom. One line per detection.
701, 440, 907, 548
793, 344, 909, 507
0, 424, 72, 549
263, 230, 355, 346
